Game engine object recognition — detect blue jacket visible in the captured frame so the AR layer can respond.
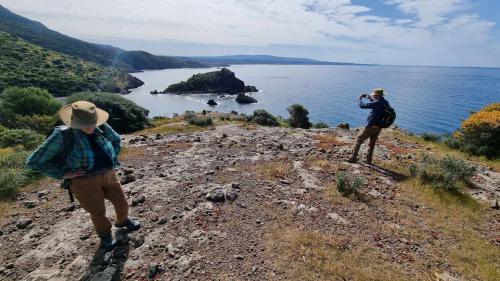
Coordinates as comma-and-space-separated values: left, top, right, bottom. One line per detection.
359, 97, 390, 127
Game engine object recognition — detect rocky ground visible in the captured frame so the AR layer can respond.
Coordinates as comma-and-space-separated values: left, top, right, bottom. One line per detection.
0, 124, 498, 281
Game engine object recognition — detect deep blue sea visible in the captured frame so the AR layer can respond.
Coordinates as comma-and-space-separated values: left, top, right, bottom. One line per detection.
125, 65, 500, 134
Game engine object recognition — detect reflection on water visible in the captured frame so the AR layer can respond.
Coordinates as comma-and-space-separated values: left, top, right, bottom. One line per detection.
125, 65, 500, 134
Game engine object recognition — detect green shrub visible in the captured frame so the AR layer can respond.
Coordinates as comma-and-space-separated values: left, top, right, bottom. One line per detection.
0, 149, 42, 200
410, 154, 476, 191
0, 125, 7, 133
337, 172, 365, 199
187, 116, 213, 127
287, 104, 312, 129
421, 132, 441, 142
15, 114, 58, 134
446, 102, 500, 159
183, 111, 196, 120
248, 109, 279, 126
313, 122, 329, 129
66, 92, 150, 133
0, 87, 62, 127
182, 110, 213, 127
0, 169, 23, 199
0, 129, 44, 150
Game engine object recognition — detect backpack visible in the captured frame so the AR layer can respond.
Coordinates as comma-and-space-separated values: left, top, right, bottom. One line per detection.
379, 105, 396, 128
46, 125, 75, 202
46, 125, 75, 168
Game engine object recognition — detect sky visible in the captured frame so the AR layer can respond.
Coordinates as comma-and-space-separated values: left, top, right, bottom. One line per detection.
2, 0, 500, 67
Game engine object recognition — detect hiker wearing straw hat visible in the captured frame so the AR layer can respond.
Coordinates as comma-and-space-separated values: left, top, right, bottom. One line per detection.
26, 101, 140, 250
349, 88, 393, 164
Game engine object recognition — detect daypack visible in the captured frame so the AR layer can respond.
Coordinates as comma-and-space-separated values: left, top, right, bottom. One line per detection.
46, 125, 75, 168
46, 125, 75, 202
379, 105, 396, 128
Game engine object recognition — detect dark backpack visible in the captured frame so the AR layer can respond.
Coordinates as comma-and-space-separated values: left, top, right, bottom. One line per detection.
46, 126, 76, 202
46, 125, 75, 168
379, 105, 396, 128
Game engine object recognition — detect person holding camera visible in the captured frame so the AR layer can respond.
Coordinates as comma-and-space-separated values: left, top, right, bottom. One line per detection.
26, 101, 140, 250
348, 88, 390, 164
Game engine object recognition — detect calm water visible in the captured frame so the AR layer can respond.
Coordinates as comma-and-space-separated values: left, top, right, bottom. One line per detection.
126, 65, 500, 134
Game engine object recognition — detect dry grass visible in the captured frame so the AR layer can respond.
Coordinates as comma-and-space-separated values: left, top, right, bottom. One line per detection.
164, 141, 193, 151
238, 123, 258, 130
449, 233, 500, 281
268, 230, 414, 281
375, 158, 412, 177
256, 161, 293, 180
385, 130, 500, 171
119, 146, 145, 161
396, 179, 499, 281
308, 158, 338, 173
137, 123, 207, 135
149, 116, 184, 127
0, 201, 14, 217
313, 133, 349, 149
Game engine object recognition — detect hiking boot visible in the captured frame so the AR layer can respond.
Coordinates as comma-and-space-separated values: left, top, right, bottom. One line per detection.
115, 218, 141, 232
100, 235, 117, 250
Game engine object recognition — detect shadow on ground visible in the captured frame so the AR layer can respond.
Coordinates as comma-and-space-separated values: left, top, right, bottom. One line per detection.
79, 228, 130, 281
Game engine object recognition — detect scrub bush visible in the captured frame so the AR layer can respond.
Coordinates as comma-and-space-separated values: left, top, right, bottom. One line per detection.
248, 109, 279, 126
446, 103, 500, 159
66, 92, 150, 133
410, 154, 476, 192
0, 129, 44, 150
287, 104, 312, 129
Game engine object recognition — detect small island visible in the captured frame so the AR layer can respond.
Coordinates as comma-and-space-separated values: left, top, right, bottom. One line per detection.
160, 68, 258, 94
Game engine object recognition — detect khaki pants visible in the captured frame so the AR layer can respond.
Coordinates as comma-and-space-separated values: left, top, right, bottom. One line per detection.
351, 126, 382, 163
69, 169, 129, 237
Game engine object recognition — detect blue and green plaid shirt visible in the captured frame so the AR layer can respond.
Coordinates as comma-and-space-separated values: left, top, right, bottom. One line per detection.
26, 123, 121, 179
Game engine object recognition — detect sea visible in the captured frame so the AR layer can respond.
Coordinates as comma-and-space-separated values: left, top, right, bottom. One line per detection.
125, 65, 500, 134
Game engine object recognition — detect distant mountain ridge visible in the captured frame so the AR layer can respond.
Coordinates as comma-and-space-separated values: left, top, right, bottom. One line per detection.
0, 5, 205, 71
181, 55, 367, 66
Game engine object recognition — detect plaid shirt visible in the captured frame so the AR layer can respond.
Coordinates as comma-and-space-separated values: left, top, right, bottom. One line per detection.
26, 123, 121, 179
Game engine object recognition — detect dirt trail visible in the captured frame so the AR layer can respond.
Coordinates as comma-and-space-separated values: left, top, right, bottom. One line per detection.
0, 125, 498, 280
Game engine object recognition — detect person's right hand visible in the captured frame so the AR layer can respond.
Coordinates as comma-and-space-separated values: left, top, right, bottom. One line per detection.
64, 169, 86, 179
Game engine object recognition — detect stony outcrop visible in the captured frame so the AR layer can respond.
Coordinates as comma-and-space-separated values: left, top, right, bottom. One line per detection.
0, 124, 497, 280
235, 93, 257, 104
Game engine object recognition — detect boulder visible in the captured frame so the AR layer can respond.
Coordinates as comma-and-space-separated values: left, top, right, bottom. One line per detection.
16, 218, 32, 229
235, 94, 257, 104
207, 99, 218, 106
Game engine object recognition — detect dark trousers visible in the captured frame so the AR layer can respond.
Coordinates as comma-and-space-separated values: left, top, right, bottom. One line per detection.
351, 126, 382, 163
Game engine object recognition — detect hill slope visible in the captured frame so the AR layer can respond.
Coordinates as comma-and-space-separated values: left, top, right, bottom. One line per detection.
0, 32, 143, 96
0, 5, 205, 71
0, 123, 498, 280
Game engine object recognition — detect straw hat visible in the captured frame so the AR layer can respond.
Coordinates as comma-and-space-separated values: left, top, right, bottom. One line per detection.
371, 88, 386, 96
59, 101, 109, 129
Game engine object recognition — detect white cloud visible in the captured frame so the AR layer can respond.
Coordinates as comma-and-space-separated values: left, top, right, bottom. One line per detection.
1, 0, 498, 66
386, 0, 466, 27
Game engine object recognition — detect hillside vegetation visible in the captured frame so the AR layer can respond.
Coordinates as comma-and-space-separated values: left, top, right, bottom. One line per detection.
0, 5, 205, 71
0, 32, 143, 96
165, 68, 258, 94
